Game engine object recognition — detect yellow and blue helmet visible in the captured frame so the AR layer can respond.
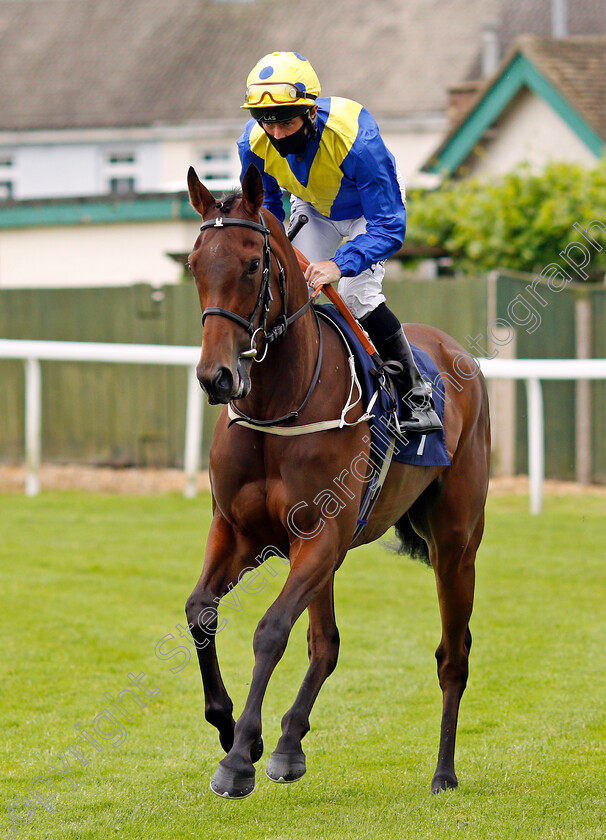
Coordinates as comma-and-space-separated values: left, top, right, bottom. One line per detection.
242, 52, 321, 123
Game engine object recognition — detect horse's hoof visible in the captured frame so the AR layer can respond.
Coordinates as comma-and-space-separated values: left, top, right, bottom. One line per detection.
266, 750, 306, 783
250, 735, 264, 764
210, 763, 255, 799
431, 772, 458, 794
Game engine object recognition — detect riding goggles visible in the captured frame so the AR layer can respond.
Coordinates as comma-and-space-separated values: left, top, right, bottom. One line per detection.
242, 82, 316, 109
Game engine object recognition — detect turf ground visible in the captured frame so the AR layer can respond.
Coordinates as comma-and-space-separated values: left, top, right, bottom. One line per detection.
0, 491, 604, 839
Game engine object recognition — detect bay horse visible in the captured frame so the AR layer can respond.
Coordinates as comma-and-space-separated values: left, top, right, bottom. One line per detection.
185, 164, 491, 798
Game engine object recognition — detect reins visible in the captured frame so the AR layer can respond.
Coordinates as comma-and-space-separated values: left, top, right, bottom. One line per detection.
198, 211, 321, 426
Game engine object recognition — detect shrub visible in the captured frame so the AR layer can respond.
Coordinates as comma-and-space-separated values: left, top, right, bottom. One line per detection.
406, 159, 606, 277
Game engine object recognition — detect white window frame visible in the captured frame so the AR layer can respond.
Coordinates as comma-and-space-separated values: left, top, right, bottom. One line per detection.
196, 145, 239, 192
103, 149, 139, 195
0, 153, 16, 200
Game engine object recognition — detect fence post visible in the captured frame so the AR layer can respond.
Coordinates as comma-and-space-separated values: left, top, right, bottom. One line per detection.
575, 297, 592, 484
525, 377, 544, 515
24, 358, 41, 497
183, 366, 204, 499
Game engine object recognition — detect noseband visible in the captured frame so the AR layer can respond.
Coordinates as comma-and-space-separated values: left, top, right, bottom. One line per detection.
199, 213, 311, 349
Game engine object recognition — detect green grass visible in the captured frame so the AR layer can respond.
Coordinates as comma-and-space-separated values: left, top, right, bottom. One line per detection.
0, 491, 604, 839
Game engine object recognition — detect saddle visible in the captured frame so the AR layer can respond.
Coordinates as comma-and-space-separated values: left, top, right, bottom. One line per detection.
316, 305, 450, 468
315, 304, 450, 542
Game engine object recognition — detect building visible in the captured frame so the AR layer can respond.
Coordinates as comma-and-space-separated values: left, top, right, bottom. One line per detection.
424, 35, 606, 178
1, 0, 606, 287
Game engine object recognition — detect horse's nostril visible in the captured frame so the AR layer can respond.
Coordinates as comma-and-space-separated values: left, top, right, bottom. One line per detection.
213, 367, 233, 395
197, 365, 235, 403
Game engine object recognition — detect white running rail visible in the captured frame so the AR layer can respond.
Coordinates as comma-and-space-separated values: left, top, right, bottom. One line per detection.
480, 357, 606, 513
1, 339, 606, 511
0, 339, 202, 499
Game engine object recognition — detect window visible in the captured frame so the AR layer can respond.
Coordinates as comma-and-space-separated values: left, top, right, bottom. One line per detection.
0, 181, 13, 200
196, 147, 237, 189
105, 150, 137, 194
0, 156, 14, 199
109, 177, 136, 195
108, 153, 136, 165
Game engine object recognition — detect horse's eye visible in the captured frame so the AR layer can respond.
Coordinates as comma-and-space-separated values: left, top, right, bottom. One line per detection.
248, 259, 260, 275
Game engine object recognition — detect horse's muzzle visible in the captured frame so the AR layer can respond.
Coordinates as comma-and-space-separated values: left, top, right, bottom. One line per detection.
197, 362, 251, 404
197, 365, 234, 404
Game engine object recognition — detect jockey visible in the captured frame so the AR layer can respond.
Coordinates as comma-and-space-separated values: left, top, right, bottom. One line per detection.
237, 51, 442, 434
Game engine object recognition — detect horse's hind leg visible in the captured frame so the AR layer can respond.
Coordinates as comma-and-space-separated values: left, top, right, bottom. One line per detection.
266, 576, 340, 783
185, 513, 262, 761
410, 471, 487, 793
430, 512, 484, 793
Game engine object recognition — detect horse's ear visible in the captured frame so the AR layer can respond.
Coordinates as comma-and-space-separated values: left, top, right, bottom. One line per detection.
187, 166, 216, 218
241, 164, 264, 216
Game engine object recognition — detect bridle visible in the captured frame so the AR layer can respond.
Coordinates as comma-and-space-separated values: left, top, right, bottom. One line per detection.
197, 211, 323, 426
199, 212, 311, 359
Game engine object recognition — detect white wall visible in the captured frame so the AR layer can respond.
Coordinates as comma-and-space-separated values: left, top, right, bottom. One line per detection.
464, 88, 599, 177
160, 136, 241, 194
1, 131, 242, 200
6, 140, 163, 199
14, 145, 98, 199
0, 219, 201, 288
382, 127, 445, 189
13, 141, 161, 200
1, 117, 446, 202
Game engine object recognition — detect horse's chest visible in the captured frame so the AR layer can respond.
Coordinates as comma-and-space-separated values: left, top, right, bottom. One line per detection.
212, 470, 287, 542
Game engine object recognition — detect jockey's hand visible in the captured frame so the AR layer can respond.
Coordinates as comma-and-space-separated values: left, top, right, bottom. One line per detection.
305, 260, 342, 291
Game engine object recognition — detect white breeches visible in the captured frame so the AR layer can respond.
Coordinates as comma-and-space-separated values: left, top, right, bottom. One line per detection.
288, 196, 386, 320
288, 171, 405, 320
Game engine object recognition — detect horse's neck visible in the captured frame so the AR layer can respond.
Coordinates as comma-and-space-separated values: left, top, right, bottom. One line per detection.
245, 247, 319, 418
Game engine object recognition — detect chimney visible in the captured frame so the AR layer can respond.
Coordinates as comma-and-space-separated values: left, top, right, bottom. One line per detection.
481, 24, 500, 78
551, 0, 568, 37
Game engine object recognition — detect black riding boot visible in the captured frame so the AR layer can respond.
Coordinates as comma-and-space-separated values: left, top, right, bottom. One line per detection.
361, 304, 443, 435
377, 327, 442, 434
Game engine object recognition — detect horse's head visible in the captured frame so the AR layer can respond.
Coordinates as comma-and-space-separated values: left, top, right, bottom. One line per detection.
187, 164, 285, 404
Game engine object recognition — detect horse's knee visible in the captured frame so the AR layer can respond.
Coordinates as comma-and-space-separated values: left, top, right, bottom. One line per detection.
434, 548, 476, 587
185, 590, 218, 639
253, 613, 291, 660
324, 645, 339, 677
185, 592, 205, 624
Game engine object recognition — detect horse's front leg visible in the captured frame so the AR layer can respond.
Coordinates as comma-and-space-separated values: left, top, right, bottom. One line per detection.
265, 577, 339, 784
185, 513, 261, 760
210, 528, 339, 799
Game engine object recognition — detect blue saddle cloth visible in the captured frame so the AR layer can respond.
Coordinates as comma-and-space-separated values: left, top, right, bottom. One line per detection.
316, 304, 451, 467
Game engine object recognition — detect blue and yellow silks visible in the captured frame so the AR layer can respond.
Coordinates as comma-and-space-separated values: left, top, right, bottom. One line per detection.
237, 97, 406, 278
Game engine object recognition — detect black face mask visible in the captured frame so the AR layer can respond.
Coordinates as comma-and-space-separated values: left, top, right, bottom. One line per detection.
266, 122, 309, 157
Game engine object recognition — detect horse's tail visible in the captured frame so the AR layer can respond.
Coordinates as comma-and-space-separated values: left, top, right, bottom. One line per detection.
394, 512, 430, 566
